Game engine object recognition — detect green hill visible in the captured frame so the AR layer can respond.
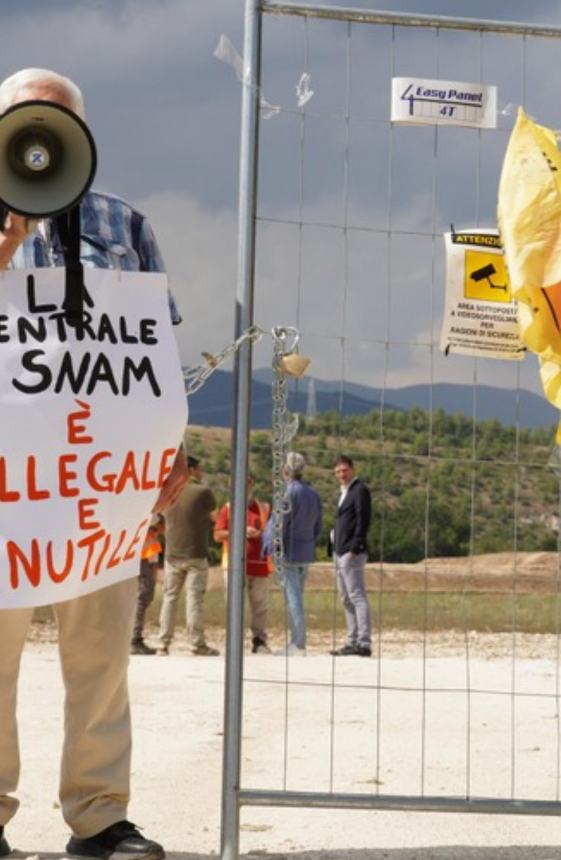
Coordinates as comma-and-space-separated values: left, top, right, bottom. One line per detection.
187, 407, 560, 565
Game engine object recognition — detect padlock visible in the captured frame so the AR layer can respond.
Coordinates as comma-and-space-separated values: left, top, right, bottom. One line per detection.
279, 353, 311, 378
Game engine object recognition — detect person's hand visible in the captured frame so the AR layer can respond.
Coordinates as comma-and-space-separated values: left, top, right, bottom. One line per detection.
246, 525, 260, 539
151, 449, 188, 513
0, 212, 30, 269
3, 212, 29, 242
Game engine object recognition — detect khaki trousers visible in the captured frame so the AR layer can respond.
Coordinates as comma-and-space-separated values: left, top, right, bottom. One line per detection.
247, 575, 269, 642
0, 577, 137, 838
223, 572, 269, 642
159, 557, 209, 649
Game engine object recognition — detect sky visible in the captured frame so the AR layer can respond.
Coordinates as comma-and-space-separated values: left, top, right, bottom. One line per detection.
4, 0, 561, 399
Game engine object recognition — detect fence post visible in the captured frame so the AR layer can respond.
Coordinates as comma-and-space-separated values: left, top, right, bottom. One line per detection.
220, 1, 262, 859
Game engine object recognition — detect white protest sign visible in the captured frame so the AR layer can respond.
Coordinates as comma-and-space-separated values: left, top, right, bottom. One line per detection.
440, 229, 524, 360
0, 268, 186, 609
391, 77, 497, 128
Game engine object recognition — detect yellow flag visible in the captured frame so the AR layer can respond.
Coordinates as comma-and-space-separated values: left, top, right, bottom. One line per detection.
498, 108, 561, 439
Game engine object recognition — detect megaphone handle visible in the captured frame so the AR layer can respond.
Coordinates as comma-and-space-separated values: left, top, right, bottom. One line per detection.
57, 206, 84, 326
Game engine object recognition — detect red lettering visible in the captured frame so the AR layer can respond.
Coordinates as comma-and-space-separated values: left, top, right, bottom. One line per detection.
77, 529, 107, 581
27, 456, 50, 501
107, 529, 127, 568
114, 451, 141, 495
77, 498, 101, 531
0, 458, 20, 502
47, 540, 73, 583
140, 452, 156, 490
157, 448, 177, 488
94, 532, 112, 575
59, 454, 79, 497
86, 451, 114, 492
67, 399, 93, 445
7, 539, 40, 588
123, 518, 149, 561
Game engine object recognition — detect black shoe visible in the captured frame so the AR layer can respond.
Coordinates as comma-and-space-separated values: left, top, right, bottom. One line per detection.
66, 819, 164, 860
0, 827, 11, 858
130, 640, 156, 656
251, 636, 271, 654
355, 645, 372, 657
330, 644, 358, 656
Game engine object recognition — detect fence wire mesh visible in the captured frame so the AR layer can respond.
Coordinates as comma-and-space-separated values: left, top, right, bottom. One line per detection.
220, 3, 561, 857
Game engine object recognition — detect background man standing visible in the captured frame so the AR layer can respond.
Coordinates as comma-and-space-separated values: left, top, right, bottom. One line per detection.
131, 516, 164, 655
330, 455, 372, 658
214, 474, 271, 654
158, 455, 219, 656
265, 452, 322, 656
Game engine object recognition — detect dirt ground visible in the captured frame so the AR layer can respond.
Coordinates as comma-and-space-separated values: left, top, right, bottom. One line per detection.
8, 619, 561, 860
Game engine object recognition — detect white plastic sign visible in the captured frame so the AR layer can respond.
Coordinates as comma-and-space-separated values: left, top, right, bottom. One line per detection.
440, 229, 524, 360
0, 269, 186, 608
392, 77, 497, 128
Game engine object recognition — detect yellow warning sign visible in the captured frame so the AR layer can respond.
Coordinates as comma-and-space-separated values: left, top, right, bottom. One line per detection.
464, 250, 511, 302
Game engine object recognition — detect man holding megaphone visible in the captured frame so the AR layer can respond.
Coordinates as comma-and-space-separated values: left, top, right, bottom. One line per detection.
0, 68, 187, 860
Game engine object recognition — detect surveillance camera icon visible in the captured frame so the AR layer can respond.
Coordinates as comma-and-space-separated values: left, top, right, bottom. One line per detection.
470, 263, 507, 291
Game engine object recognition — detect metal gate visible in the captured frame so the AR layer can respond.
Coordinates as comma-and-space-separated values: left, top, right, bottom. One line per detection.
220, 4, 561, 858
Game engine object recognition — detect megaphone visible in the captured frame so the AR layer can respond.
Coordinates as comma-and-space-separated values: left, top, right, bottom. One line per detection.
0, 99, 96, 218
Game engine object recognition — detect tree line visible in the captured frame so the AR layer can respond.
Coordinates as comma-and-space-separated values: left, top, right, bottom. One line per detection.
187, 407, 561, 564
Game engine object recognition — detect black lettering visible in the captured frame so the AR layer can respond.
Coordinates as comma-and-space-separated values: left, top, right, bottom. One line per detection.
139, 319, 157, 345
86, 353, 119, 395
122, 356, 161, 397
54, 352, 92, 394
0, 315, 9, 343
26, 274, 57, 313
17, 316, 47, 344
119, 317, 139, 344
12, 349, 52, 393
48, 311, 71, 343
97, 313, 118, 344
72, 312, 97, 342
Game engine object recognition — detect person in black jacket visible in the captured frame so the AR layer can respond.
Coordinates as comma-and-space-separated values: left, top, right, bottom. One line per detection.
330, 455, 372, 657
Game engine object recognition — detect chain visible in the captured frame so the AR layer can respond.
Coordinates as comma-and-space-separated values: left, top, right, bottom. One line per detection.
182, 324, 302, 583
182, 325, 266, 396
270, 327, 300, 582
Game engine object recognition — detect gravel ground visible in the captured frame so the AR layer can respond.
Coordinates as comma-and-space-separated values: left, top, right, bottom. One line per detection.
6, 628, 561, 860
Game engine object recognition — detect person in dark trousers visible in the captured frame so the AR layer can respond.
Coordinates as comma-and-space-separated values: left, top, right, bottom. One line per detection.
130, 516, 164, 655
330, 455, 372, 657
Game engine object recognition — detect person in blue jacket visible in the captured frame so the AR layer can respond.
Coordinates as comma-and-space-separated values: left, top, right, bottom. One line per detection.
264, 452, 322, 655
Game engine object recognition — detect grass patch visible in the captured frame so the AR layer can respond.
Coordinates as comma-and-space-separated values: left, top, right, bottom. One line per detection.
32, 587, 561, 635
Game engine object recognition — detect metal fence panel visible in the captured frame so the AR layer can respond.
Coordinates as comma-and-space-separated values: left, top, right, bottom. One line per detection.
221, 3, 561, 858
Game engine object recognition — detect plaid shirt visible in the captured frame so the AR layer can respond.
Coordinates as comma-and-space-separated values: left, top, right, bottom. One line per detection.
9, 189, 181, 323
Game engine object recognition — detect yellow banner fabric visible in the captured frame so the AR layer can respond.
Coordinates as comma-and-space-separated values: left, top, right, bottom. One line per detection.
498, 107, 561, 439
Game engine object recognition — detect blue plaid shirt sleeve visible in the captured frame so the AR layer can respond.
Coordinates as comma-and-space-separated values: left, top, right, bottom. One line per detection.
11, 190, 183, 326
136, 213, 182, 325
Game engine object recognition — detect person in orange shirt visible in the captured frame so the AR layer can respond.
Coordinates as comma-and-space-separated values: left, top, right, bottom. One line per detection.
214, 474, 271, 653
130, 516, 164, 655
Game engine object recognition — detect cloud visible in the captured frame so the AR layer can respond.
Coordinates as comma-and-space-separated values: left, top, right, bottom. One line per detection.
0, 0, 243, 206
2, 0, 556, 400
135, 191, 237, 368
135, 188, 544, 397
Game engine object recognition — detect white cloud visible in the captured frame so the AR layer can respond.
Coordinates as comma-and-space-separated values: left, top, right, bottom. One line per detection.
134, 188, 544, 397
135, 191, 237, 368
1, 0, 556, 401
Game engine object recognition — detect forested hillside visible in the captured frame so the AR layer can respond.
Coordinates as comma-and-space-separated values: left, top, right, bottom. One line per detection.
187, 408, 560, 564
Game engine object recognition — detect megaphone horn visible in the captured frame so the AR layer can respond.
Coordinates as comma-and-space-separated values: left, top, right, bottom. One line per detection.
0, 99, 96, 218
